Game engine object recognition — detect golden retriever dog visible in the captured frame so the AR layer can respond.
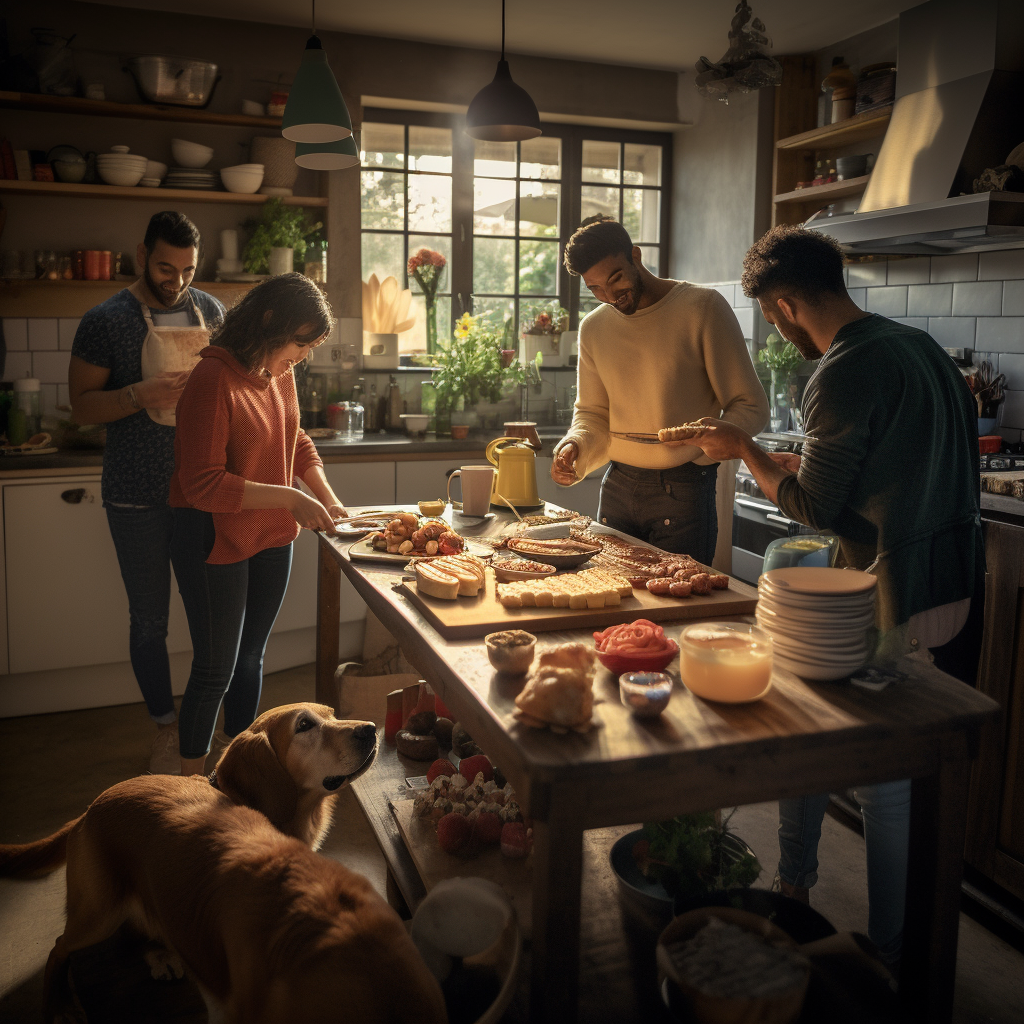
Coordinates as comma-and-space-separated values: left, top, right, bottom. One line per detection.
2, 774, 448, 1023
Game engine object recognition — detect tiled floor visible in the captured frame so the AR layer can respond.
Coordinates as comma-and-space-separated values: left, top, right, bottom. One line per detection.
1, 664, 1023, 1022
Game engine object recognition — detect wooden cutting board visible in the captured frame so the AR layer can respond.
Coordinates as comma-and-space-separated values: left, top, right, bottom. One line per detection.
395, 568, 758, 639
390, 799, 534, 935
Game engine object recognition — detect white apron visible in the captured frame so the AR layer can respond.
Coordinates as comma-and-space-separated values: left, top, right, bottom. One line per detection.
133, 283, 211, 427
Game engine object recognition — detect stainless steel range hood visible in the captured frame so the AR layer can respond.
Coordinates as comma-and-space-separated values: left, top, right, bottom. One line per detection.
812, 0, 1024, 255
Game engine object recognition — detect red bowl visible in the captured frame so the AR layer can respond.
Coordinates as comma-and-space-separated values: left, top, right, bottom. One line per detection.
595, 638, 679, 676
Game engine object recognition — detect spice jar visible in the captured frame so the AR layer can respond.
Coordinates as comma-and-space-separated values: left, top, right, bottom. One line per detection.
83, 250, 101, 280
822, 57, 857, 124
98, 251, 112, 280
13, 377, 41, 436
72, 250, 84, 279
35, 250, 57, 280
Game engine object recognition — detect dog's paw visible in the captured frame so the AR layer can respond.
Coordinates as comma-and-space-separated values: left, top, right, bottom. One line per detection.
144, 946, 185, 981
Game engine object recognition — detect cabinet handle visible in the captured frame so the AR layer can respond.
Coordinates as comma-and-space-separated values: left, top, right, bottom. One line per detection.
61, 488, 93, 504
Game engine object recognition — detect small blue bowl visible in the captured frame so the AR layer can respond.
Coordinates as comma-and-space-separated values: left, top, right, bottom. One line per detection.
619, 671, 673, 717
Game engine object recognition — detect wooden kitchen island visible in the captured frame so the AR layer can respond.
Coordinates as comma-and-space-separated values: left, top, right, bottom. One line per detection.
315, 508, 998, 1024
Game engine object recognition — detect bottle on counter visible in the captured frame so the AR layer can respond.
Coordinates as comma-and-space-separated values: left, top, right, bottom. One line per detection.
386, 374, 403, 432
365, 383, 378, 432
13, 376, 41, 437
351, 378, 364, 405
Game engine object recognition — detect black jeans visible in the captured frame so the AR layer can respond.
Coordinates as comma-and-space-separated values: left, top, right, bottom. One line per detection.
105, 504, 176, 724
170, 508, 293, 760
596, 461, 720, 565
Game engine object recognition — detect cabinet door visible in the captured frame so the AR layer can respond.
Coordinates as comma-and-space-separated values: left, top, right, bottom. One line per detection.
271, 462, 395, 634
395, 459, 484, 505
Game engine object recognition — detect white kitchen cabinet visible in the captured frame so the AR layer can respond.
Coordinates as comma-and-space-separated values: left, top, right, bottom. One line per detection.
394, 458, 487, 505
271, 460, 396, 634
3, 479, 191, 674
536, 456, 605, 518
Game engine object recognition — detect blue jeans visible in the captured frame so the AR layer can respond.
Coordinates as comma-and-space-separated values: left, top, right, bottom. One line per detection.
778, 781, 911, 966
105, 504, 176, 724
170, 508, 293, 760
597, 461, 720, 565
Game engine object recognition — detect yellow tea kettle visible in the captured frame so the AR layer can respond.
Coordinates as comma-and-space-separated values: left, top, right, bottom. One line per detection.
485, 436, 541, 509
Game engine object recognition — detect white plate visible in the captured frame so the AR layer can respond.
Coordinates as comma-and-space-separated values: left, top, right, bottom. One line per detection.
755, 601, 875, 629
347, 537, 494, 564
768, 636, 868, 665
760, 566, 877, 596
757, 587, 875, 614
774, 651, 866, 681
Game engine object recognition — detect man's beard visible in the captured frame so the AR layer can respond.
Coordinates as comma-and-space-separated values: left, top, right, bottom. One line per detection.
144, 261, 187, 308
773, 313, 818, 360
615, 266, 645, 315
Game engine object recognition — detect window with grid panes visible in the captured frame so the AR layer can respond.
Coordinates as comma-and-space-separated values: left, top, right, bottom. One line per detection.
358, 113, 669, 341
577, 140, 664, 319
359, 123, 453, 353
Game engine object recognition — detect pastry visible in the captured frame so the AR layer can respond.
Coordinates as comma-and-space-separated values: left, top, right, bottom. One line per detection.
513, 642, 598, 733
657, 421, 710, 443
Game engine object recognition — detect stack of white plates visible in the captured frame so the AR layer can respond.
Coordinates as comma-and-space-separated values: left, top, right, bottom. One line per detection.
163, 167, 219, 191
756, 567, 876, 680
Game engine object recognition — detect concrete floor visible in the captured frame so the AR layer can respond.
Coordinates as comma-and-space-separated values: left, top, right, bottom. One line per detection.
1, 663, 1023, 1022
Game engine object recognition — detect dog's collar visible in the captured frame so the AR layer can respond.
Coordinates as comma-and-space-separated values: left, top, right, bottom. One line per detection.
208, 768, 220, 791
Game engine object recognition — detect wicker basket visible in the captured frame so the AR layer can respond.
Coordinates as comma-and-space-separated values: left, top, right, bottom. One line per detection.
249, 136, 298, 192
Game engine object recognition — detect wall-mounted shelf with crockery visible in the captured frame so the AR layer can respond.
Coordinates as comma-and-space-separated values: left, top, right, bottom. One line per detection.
0, 180, 327, 207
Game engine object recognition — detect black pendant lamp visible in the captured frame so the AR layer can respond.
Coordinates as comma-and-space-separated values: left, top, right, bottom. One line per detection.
465, 0, 541, 142
281, 0, 353, 143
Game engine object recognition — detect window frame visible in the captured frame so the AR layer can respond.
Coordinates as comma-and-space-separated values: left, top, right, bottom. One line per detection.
360, 108, 672, 333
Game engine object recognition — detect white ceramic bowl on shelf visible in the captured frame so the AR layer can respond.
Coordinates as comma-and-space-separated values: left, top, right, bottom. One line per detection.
96, 162, 145, 186
220, 163, 264, 194
170, 138, 214, 168
144, 159, 168, 181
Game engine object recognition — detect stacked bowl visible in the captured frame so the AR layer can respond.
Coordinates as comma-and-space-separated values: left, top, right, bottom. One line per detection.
755, 567, 876, 680
96, 146, 147, 187
220, 163, 264, 194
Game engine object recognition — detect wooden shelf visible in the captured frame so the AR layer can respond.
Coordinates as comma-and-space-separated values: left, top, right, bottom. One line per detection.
0, 278, 258, 318
776, 105, 893, 151
0, 179, 327, 206
0, 90, 283, 129
773, 175, 870, 205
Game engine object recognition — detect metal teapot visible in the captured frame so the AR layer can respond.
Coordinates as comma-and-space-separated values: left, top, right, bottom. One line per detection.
485, 437, 541, 509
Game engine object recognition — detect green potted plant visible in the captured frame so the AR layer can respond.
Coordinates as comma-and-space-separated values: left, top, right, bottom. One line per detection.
430, 311, 530, 434
758, 333, 805, 432
241, 198, 322, 276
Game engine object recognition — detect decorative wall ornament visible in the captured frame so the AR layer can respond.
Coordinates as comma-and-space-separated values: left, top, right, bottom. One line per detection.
694, 0, 782, 104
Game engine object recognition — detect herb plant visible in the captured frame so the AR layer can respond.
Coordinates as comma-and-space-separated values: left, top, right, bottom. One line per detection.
241, 198, 323, 275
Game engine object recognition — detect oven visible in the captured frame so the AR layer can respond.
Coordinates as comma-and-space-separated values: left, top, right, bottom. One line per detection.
731, 495, 805, 584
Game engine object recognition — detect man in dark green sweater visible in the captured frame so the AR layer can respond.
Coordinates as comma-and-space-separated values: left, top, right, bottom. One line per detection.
678, 225, 985, 977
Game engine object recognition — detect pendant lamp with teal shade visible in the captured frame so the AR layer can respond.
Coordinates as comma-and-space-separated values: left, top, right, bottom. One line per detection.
465, 0, 541, 142
281, 1, 353, 144
295, 134, 359, 170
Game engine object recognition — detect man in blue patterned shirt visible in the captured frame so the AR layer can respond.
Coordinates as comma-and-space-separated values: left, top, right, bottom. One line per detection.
69, 212, 224, 774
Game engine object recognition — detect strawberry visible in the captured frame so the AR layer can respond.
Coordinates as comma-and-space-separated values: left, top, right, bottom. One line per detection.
459, 754, 493, 783
472, 811, 502, 846
437, 812, 472, 855
426, 758, 457, 784
500, 822, 532, 858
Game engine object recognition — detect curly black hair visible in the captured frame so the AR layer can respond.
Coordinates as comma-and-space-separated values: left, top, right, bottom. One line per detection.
210, 273, 334, 372
563, 218, 634, 277
741, 226, 846, 305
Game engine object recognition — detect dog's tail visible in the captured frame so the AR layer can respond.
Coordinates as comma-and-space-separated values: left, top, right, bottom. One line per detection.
0, 815, 84, 878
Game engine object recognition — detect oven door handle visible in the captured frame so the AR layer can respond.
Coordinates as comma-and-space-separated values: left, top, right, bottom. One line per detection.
734, 496, 779, 513
767, 512, 797, 526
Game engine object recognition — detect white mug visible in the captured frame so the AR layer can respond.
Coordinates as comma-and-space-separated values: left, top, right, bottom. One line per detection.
447, 465, 494, 516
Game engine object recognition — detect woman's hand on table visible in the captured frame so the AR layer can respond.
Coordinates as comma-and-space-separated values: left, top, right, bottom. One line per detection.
287, 490, 338, 531
326, 502, 349, 522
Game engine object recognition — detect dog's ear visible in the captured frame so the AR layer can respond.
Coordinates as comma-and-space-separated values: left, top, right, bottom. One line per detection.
215, 731, 297, 830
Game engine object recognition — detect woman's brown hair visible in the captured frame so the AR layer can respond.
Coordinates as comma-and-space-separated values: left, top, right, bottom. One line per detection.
210, 273, 334, 371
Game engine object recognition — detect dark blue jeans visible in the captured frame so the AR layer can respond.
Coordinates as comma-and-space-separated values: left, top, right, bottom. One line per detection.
170, 508, 293, 760
596, 461, 720, 565
105, 504, 176, 724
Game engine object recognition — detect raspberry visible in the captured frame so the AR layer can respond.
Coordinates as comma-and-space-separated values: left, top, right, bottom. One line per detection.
437, 812, 472, 855
426, 758, 457, 784
472, 811, 502, 845
459, 754, 493, 783
500, 822, 532, 858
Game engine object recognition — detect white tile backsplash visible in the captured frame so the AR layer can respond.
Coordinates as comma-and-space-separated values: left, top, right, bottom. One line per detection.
908, 284, 953, 318
930, 253, 979, 283
999, 390, 1024, 430
1003, 280, 1024, 316
998, 353, 1024, 391
57, 384, 70, 411
864, 286, 908, 317
848, 287, 866, 308
714, 284, 735, 305
927, 317, 976, 347
3, 352, 32, 382
27, 319, 59, 351
733, 289, 752, 308
58, 319, 81, 351
3, 318, 28, 351
952, 281, 1003, 317
40, 383, 58, 417
979, 250, 1024, 281
886, 258, 930, 285
975, 317, 1024, 353
733, 305, 754, 339
848, 262, 887, 288
893, 317, 929, 331
32, 350, 71, 385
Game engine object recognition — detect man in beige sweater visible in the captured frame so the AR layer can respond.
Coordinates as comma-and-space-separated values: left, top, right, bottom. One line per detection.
552, 219, 767, 562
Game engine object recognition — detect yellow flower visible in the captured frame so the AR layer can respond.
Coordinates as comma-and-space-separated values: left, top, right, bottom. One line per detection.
454, 312, 478, 339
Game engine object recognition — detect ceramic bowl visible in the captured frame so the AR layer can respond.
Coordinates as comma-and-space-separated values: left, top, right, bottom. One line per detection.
484, 630, 537, 674
96, 163, 145, 186
490, 559, 557, 583
596, 639, 680, 677
505, 537, 602, 568
619, 671, 674, 717
400, 413, 430, 435
53, 158, 87, 183
171, 138, 214, 168
678, 623, 773, 704
145, 159, 168, 181
220, 163, 264, 193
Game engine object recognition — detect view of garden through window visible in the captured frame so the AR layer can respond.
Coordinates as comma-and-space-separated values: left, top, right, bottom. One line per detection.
359, 119, 666, 355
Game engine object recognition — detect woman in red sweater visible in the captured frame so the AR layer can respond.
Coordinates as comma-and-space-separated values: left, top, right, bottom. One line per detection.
170, 274, 346, 776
